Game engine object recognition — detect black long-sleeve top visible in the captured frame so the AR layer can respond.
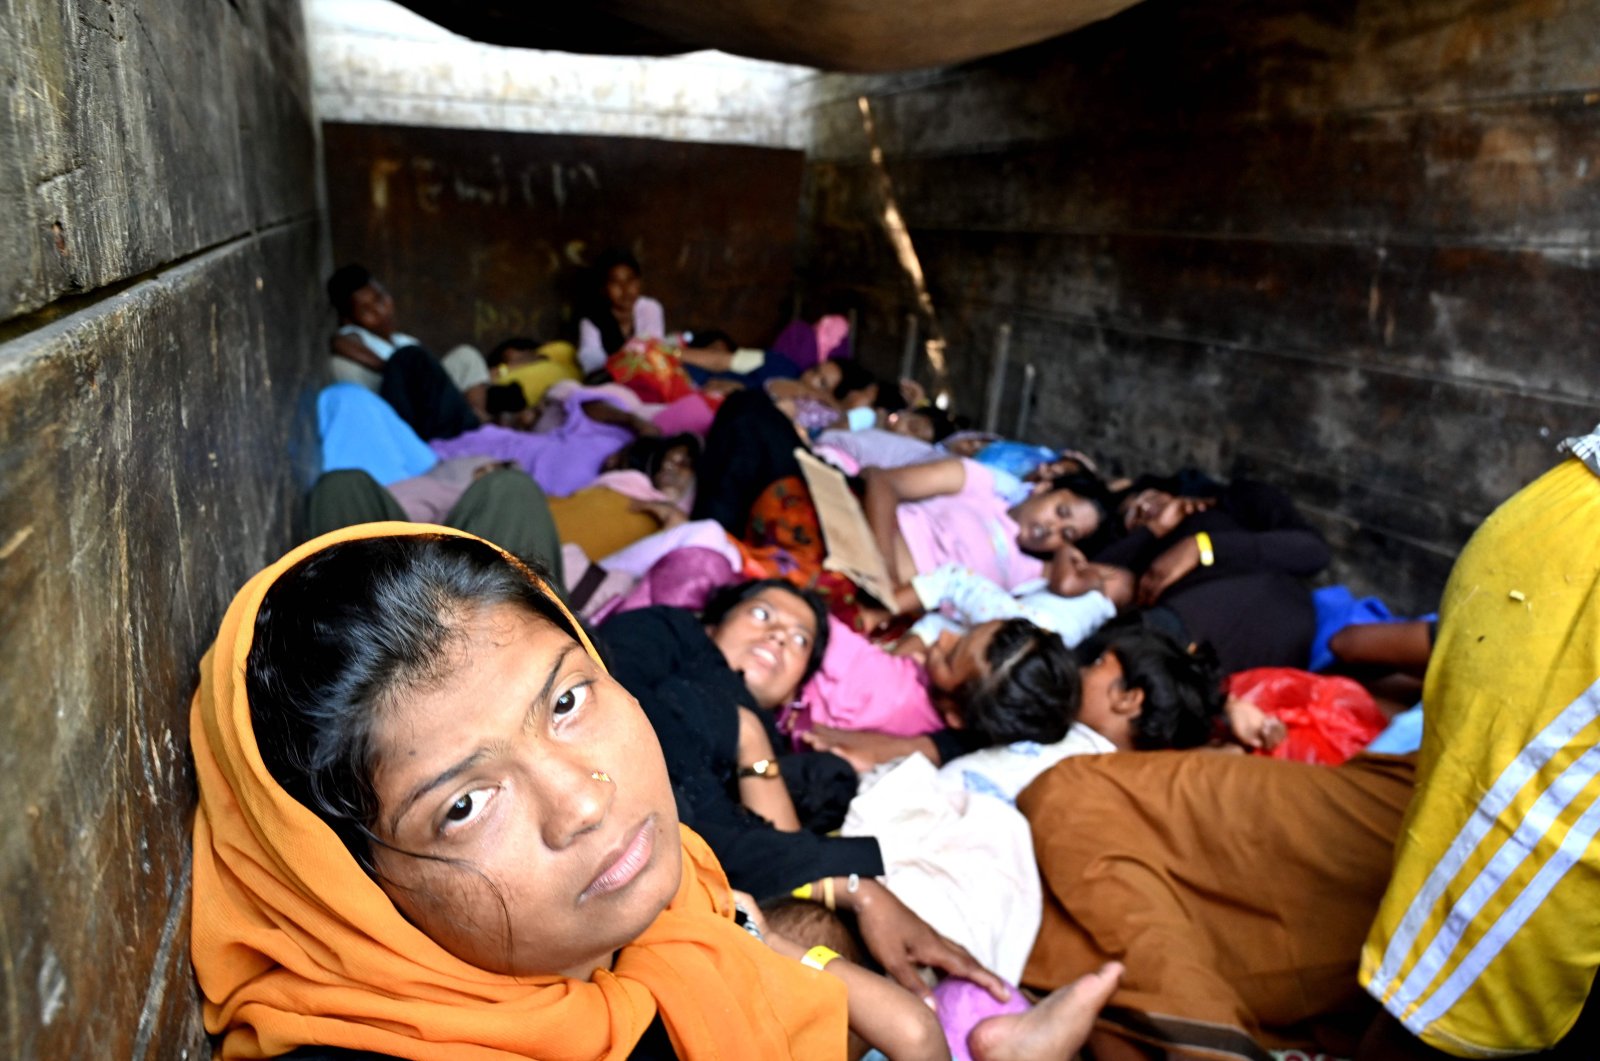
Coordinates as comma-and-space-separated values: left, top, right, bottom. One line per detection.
1095, 479, 1330, 673
597, 606, 884, 899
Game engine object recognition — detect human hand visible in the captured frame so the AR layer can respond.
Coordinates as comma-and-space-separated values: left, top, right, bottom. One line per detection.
898, 378, 928, 407
853, 879, 1010, 1003
1146, 495, 1214, 538
1137, 535, 1201, 605
798, 725, 918, 773
1224, 695, 1288, 751
702, 378, 746, 397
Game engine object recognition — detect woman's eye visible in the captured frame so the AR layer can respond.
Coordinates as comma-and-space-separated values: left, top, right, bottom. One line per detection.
442, 787, 495, 830
750, 605, 770, 622
554, 682, 591, 716
791, 631, 810, 649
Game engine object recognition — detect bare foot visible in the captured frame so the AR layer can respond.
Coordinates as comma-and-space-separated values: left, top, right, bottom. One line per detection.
968, 963, 1123, 1061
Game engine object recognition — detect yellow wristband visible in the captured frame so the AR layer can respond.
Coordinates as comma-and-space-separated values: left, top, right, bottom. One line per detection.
822, 876, 836, 911
1194, 531, 1215, 567
801, 945, 841, 971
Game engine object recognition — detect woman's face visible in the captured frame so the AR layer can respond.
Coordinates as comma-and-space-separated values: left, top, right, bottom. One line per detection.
367, 603, 681, 980
1012, 487, 1102, 554
604, 264, 641, 314
1121, 488, 1175, 532
652, 444, 695, 499
711, 587, 818, 708
925, 620, 1001, 696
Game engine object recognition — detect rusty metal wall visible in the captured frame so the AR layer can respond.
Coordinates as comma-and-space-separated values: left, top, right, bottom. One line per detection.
323, 123, 807, 353
0, 1, 323, 1056
801, 0, 1600, 612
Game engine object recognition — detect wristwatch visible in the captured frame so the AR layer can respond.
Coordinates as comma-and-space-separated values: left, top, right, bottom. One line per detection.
737, 758, 781, 779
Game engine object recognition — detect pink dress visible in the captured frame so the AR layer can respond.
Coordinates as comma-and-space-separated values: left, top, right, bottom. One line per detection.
895, 459, 1043, 591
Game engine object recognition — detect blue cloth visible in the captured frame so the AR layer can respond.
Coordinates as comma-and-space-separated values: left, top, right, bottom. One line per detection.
317, 383, 438, 486
1308, 585, 1436, 672
973, 440, 1058, 479
1367, 704, 1424, 754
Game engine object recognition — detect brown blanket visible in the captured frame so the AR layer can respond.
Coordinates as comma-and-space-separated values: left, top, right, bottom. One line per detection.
1019, 751, 1416, 1060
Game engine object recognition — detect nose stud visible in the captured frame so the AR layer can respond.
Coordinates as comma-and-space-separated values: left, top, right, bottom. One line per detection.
591, 771, 612, 783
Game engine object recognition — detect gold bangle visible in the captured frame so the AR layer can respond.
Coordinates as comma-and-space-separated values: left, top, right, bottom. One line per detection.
1195, 531, 1215, 567
801, 945, 841, 971
791, 881, 814, 901
822, 876, 836, 911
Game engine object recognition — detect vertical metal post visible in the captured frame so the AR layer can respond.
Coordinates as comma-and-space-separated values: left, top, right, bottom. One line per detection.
1015, 363, 1038, 439
899, 312, 919, 382
846, 308, 859, 358
982, 322, 1013, 434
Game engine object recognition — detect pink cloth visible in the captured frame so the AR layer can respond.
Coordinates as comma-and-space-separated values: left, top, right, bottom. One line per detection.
815, 314, 851, 362
588, 547, 739, 625
932, 978, 1030, 1061
787, 618, 943, 742
895, 459, 1043, 591
651, 393, 716, 437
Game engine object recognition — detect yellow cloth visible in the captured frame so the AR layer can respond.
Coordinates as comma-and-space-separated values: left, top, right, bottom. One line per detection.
1361, 457, 1600, 1056
497, 342, 582, 406
190, 521, 846, 1060
550, 487, 664, 560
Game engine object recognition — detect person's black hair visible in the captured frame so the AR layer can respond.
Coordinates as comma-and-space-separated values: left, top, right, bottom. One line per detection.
487, 336, 543, 368
326, 263, 373, 318
245, 535, 575, 874
700, 579, 831, 689
593, 247, 642, 279
684, 328, 736, 350
829, 359, 879, 401
1079, 620, 1224, 750
616, 432, 701, 481
955, 619, 1080, 747
907, 405, 957, 442
485, 383, 528, 416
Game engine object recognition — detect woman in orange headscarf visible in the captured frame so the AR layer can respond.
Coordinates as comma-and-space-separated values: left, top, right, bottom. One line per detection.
189, 523, 957, 1061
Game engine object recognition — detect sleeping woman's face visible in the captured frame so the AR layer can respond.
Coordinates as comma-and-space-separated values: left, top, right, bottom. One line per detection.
366, 602, 681, 979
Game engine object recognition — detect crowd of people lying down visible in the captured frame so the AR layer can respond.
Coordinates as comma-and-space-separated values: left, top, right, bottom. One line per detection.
186, 254, 1600, 1061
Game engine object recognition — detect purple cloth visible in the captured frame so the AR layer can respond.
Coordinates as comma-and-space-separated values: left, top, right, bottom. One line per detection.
588, 546, 740, 625
429, 389, 633, 497
933, 978, 1031, 1061
770, 319, 820, 371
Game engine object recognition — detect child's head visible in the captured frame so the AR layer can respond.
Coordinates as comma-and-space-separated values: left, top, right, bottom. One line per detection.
326, 263, 394, 336
246, 534, 682, 979
1074, 623, 1223, 751
828, 359, 880, 409
886, 405, 955, 443
1045, 547, 1135, 610
608, 433, 700, 500
926, 619, 1080, 747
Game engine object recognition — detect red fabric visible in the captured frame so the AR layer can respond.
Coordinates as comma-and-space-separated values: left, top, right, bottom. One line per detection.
1226, 668, 1389, 765
606, 338, 696, 404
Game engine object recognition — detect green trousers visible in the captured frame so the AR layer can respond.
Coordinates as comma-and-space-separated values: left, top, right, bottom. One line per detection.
307, 468, 567, 597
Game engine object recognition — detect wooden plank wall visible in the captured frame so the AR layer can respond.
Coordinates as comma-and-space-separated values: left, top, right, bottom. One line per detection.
0, 1, 323, 1056
323, 124, 807, 354
800, 0, 1600, 611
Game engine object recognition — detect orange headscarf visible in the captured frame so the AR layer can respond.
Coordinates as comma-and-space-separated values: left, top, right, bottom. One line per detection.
191, 522, 846, 1060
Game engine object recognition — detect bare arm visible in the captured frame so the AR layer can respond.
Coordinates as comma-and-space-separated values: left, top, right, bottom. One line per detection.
863, 458, 969, 585
581, 399, 659, 437
737, 708, 800, 831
